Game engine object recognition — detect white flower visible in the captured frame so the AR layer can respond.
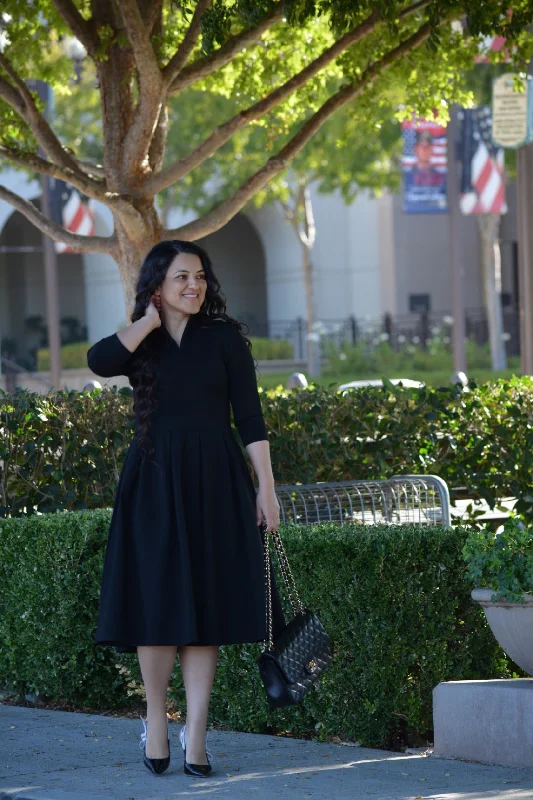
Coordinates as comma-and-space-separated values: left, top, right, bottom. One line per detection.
306, 332, 320, 342
379, 333, 389, 342
501, 332, 511, 341
412, 336, 420, 344
339, 352, 348, 361
311, 321, 327, 335
443, 336, 450, 344
398, 335, 406, 344
442, 315, 454, 325
431, 326, 441, 336
0, 29, 10, 52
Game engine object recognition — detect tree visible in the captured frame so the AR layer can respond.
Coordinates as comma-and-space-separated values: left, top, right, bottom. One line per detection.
0, 1, 532, 311
158, 84, 404, 375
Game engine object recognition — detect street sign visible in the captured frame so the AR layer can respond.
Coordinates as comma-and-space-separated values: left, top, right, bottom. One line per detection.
492, 73, 533, 149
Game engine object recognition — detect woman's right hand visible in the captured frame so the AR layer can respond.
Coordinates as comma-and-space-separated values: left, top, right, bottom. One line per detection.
143, 298, 161, 330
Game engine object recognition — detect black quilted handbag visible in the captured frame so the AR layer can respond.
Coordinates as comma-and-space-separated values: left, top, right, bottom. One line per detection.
258, 524, 332, 709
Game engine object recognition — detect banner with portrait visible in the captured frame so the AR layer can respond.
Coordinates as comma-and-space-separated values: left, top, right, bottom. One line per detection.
401, 118, 448, 213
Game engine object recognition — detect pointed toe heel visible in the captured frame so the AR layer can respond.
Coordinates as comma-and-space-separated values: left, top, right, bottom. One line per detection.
143, 739, 171, 775
184, 759, 212, 777
139, 715, 171, 776
180, 725, 213, 777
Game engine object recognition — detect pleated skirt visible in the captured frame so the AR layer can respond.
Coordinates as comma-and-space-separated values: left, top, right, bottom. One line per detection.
95, 424, 284, 654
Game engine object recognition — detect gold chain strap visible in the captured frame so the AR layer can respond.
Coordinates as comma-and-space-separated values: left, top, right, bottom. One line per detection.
262, 524, 305, 651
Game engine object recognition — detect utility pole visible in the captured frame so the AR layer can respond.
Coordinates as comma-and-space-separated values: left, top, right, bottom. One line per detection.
35, 81, 62, 390
447, 104, 467, 374
517, 143, 533, 375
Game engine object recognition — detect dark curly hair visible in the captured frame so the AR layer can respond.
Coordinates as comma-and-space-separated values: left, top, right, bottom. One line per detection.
129, 239, 253, 455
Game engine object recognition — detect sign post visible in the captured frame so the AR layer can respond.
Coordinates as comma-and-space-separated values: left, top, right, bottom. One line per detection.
492, 72, 533, 375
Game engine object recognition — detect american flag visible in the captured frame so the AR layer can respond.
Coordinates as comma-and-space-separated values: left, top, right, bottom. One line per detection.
50, 179, 95, 253
401, 120, 447, 172
475, 33, 509, 62
459, 106, 507, 215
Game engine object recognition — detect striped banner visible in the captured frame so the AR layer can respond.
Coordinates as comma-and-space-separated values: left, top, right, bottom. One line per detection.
459, 107, 507, 215
50, 180, 95, 253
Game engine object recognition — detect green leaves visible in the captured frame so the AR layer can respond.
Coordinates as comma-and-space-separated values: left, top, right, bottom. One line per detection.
463, 518, 533, 603
3, 375, 533, 522
0, 512, 513, 745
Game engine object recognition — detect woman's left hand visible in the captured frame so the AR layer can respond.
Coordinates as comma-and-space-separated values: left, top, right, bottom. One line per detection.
256, 484, 280, 531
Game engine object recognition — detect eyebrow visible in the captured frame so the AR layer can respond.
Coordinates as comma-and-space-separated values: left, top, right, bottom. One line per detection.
172, 268, 205, 274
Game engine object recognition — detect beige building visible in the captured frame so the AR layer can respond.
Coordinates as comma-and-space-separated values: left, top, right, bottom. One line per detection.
0, 167, 519, 371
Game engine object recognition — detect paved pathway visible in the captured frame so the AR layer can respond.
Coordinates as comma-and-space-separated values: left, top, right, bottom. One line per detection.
2, 705, 533, 800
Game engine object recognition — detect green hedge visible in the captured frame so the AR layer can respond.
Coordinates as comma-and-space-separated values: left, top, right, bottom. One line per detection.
37, 342, 91, 371
249, 337, 294, 360
37, 337, 293, 370
463, 518, 533, 603
3, 377, 533, 518
0, 511, 513, 747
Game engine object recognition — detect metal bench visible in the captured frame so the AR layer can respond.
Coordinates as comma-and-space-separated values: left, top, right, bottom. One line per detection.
272, 475, 451, 528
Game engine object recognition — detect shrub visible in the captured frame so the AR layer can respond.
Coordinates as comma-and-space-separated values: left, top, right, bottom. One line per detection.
36, 338, 294, 370
0, 509, 124, 708
0, 511, 513, 746
0, 387, 134, 516
37, 342, 91, 371
322, 333, 518, 379
249, 337, 294, 360
463, 518, 533, 603
3, 377, 533, 519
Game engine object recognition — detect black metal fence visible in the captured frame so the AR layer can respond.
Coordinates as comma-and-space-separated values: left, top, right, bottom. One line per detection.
244, 308, 520, 361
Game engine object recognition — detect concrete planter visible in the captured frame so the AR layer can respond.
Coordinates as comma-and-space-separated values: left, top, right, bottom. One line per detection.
472, 588, 533, 675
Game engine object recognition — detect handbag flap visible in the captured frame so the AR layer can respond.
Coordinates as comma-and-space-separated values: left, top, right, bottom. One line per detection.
273, 609, 331, 685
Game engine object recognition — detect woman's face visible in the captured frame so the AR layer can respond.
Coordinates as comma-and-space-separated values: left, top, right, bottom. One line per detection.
156, 252, 207, 315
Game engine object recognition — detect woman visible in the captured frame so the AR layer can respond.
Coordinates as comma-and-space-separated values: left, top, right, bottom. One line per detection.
87, 240, 282, 778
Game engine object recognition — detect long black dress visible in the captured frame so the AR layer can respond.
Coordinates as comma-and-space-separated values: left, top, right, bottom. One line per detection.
87, 312, 283, 654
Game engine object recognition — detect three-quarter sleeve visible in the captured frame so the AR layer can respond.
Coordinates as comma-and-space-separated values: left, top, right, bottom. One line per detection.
224, 323, 268, 446
87, 333, 135, 378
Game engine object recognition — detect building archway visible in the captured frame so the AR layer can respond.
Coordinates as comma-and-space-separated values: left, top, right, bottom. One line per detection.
0, 206, 86, 368
198, 212, 267, 334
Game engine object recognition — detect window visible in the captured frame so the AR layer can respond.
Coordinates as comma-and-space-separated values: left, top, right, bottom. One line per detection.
409, 294, 431, 313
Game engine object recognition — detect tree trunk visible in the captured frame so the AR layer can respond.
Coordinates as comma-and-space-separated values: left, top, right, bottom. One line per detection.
113, 203, 164, 314
302, 241, 320, 377
478, 214, 507, 372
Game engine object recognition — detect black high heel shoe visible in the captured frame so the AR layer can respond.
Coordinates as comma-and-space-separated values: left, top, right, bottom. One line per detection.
180, 725, 212, 777
139, 715, 171, 775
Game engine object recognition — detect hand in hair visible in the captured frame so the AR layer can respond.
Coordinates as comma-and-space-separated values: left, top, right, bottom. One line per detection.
144, 297, 161, 329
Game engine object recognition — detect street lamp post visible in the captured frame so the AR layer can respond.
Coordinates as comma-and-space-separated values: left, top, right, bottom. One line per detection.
34, 80, 62, 391
448, 104, 467, 374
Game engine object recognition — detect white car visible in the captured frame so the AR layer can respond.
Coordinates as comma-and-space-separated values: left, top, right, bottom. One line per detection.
338, 378, 425, 391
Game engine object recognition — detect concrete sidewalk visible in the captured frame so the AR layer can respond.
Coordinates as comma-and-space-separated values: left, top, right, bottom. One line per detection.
2, 706, 533, 800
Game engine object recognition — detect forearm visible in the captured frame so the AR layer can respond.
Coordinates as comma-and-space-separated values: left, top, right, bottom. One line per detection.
246, 440, 275, 488
117, 317, 156, 353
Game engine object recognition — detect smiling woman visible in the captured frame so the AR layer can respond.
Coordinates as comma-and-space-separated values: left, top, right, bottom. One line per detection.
86, 239, 283, 777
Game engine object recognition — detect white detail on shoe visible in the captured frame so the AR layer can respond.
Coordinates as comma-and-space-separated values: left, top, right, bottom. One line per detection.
180, 725, 213, 761
139, 715, 148, 751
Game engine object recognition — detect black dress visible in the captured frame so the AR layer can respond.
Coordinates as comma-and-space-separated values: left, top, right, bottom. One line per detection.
87, 312, 283, 654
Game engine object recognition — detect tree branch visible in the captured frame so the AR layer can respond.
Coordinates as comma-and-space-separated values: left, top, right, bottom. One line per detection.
147, 9, 382, 196
115, 0, 166, 178
148, 104, 169, 172
0, 146, 108, 202
0, 184, 117, 255
166, 23, 432, 241
169, 2, 284, 94
163, 0, 212, 86
115, 0, 161, 82
49, 0, 99, 57
0, 53, 89, 179
0, 75, 26, 116
77, 160, 106, 180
